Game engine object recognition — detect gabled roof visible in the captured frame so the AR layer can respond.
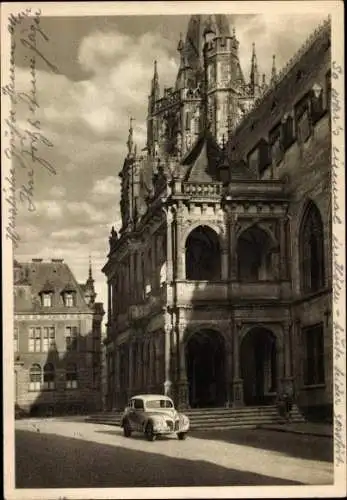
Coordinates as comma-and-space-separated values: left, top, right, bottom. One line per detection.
183, 131, 222, 182
14, 260, 92, 314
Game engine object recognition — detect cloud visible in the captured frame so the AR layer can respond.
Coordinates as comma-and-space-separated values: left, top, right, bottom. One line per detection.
92, 176, 121, 196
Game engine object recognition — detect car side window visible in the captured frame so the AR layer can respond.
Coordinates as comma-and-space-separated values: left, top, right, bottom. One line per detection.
133, 399, 144, 410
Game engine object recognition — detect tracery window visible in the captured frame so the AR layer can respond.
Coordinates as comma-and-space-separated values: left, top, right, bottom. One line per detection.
300, 201, 325, 293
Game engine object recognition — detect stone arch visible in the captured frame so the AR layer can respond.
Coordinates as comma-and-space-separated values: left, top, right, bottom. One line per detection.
237, 222, 278, 250
240, 324, 281, 406
184, 326, 227, 408
182, 220, 224, 248
185, 225, 222, 280
184, 322, 230, 347
236, 224, 278, 281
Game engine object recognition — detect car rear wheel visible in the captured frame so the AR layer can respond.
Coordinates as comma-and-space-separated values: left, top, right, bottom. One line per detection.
177, 432, 187, 440
145, 422, 156, 441
123, 420, 132, 437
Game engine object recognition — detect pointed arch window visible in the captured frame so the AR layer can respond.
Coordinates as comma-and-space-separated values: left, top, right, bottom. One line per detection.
29, 364, 42, 391
300, 202, 325, 293
66, 363, 78, 389
43, 363, 55, 390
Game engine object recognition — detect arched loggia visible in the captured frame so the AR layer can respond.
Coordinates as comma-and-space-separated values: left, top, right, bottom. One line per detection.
237, 225, 276, 281
185, 225, 221, 280
186, 329, 226, 408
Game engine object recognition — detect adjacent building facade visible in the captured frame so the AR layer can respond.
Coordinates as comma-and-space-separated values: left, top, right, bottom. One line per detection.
14, 258, 104, 416
103, 15, 332, 420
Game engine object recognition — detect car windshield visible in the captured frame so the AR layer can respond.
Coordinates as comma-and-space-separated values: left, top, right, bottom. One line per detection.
146, 399, 173, 409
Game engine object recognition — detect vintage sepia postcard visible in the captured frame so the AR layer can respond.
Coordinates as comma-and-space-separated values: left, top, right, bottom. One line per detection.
1, 1, 346, 499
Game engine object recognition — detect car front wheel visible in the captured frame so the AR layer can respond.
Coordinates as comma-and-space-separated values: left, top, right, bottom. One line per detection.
145, 422, 156, 441
123, 420, 132, 437
177, 432, 187, 440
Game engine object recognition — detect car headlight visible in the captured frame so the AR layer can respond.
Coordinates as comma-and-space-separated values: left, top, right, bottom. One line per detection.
180, 414, 189, 426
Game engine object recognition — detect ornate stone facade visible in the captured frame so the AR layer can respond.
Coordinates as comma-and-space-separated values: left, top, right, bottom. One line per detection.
103, 15, 332, 420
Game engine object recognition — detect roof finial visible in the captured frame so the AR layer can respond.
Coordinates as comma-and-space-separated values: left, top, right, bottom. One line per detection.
127, 117, 134, 154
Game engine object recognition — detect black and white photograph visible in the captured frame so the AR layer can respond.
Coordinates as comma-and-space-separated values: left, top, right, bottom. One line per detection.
1, 1, 346, 498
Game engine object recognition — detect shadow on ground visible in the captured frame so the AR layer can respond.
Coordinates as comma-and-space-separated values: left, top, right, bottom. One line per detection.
190, 428, 333, 463
16, 430, 302, 488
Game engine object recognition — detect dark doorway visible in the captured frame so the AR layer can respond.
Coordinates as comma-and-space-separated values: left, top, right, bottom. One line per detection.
186, 330, 226, 408
240, 328, 277, 406
185, 225, 221, 280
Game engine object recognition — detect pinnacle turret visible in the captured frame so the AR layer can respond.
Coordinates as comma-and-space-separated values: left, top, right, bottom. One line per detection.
126, 117, 134, 155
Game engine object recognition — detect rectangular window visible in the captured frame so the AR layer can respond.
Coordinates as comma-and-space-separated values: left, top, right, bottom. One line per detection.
303, 323, 325, 386
295, 96, 311, 143
65, 326, 78, 350
43, 327, 56, 352
282, 115, 295, 150
29, 327, 42, 352
66, 379, 78, 389
14, 327, 19, 352
269, 125, 284, 166
42, 293, 52, 307
248, 147, 259, 174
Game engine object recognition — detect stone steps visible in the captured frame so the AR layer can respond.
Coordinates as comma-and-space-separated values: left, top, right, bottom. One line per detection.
86, 404, 305, 430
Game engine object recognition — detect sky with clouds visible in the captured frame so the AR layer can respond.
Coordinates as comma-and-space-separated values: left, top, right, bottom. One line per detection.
10, 9, 327, 324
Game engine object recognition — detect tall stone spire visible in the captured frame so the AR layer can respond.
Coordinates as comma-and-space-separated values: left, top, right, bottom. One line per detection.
250, 42, 259, 93
270, 54, 277, 85
151, 60, 160, 101
184, 14, 231, 70
85, 255, 96, 306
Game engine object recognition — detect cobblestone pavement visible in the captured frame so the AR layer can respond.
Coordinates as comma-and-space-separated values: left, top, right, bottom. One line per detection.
15, 419, 333, 488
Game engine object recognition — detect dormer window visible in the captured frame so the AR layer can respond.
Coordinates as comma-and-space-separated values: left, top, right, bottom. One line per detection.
42, 293, 52, 308
64, 292, 75, 307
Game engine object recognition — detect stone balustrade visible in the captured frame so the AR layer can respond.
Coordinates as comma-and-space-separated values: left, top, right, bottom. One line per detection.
182, 182, 223, 197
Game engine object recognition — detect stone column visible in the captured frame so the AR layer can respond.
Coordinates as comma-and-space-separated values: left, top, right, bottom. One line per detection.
148, 338, 154, 390
166, 212, 174, 284
232, 320, 244, 406
221, 248, 228, 280
136, 251, 143, 301
175, 208, 185, 280
177, 322, 189, 409
143, 339, 149, 392
128, 341, 133, 397
151, 236, 158, 292
224, 338, 233, 407
282, 322, 294, 396
107, 282, 112, 324
115, 347, 120, 409
279, 217, 287, 280
229, 215, 238, 280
